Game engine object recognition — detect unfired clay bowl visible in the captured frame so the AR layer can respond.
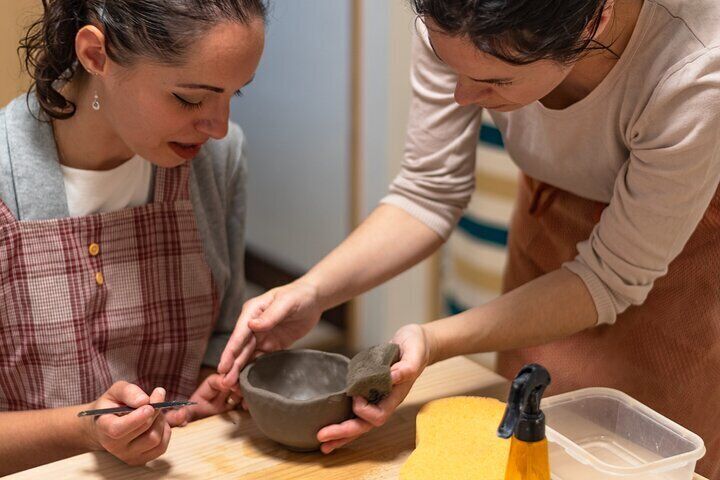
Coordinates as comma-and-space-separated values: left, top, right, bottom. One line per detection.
240, 349, 352, 451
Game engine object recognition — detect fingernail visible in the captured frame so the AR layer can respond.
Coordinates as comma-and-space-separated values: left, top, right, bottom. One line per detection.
157, 387, 166, 397
144, 405, 154, 415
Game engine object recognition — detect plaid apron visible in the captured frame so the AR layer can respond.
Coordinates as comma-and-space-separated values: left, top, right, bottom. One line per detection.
497, 174, 720, 478
0, 163, 217, 410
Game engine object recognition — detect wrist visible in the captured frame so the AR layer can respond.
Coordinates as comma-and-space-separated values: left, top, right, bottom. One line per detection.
421, 322, 442, 366
75, 404, 103, 452
297, 272, 332, 311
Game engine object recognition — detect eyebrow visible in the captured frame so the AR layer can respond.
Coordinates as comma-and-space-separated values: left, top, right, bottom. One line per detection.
176, 75, 256, 93
427, 37, 514, 84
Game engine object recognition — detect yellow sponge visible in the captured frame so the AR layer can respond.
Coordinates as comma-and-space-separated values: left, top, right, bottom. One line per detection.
400, 396, 510, 480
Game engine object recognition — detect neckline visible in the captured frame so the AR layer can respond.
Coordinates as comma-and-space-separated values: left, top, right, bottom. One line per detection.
60, 154, 145, 176
534, 0, 656, 119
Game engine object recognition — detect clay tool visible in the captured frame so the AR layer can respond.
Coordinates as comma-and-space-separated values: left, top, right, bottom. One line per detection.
77, 401, 196, 417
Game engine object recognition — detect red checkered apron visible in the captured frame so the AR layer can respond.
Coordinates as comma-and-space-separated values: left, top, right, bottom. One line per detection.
497, 174, 720, 478
0, 164, 217, 410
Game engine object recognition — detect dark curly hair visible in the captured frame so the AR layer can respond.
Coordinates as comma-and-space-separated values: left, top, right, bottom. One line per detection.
19, 0, 268, 120
411, 0, 613, 65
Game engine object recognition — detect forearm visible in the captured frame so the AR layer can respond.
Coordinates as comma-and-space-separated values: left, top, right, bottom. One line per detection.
423, 268, 598, 364
0, 404, 97, 475
303, 204, 443, 310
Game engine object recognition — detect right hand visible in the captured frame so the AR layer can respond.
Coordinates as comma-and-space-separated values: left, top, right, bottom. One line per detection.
218, 280, 323, 388
82, 381, 171, 466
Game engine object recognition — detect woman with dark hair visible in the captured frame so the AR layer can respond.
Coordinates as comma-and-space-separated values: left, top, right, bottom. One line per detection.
0, 0, 265, 473
220, 0, 720, 476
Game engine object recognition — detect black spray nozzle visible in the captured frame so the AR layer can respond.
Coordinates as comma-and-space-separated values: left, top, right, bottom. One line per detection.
497, 364, 551, 442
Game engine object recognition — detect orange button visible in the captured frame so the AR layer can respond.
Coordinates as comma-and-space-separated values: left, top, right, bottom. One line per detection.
95, 272, 104, 286
88, 243, 100, 256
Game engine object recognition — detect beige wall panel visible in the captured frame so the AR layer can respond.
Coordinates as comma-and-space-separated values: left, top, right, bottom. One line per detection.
1, 1, 42, 107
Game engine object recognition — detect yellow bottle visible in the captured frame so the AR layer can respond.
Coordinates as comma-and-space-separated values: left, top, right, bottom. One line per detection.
497, 364, 552, 480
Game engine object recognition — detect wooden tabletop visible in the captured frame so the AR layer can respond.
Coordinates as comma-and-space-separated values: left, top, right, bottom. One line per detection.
8, 356, 709, 479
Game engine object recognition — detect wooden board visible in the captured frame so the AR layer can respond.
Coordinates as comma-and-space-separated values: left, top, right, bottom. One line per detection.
7, 357, 709, 479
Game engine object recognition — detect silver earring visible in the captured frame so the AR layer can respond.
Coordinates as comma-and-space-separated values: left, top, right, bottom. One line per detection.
92, 92, 100, 111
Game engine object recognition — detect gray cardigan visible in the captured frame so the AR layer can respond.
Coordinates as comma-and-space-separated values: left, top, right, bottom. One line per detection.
0, 95, 247, 368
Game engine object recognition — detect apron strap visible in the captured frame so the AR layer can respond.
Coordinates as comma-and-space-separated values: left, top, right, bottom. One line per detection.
0, 200, 17, 226
152, 163, 191, 203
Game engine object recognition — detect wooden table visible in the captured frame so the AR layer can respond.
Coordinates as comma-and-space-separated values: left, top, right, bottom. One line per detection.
8, 357, 709, 479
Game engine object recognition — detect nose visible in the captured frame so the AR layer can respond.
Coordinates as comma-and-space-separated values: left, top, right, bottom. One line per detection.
454, 78, 492, 107
195, 103, 230, 140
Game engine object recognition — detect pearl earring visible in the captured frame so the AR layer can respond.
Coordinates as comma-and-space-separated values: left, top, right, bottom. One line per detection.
92, 92, 100, 111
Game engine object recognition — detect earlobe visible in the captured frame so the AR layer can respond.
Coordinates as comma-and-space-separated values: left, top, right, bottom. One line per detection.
592, 0, 616, 39
75, 25, 109, 76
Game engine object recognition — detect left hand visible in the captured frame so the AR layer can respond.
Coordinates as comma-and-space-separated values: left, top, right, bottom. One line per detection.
165, 373, 243, 427
316, 323, 432, 454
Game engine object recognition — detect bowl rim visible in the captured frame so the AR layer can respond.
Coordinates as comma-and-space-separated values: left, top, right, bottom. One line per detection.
239, 349, 351, 405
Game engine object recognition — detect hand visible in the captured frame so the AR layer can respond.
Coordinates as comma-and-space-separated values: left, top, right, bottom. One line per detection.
217, 280, 323, 388
316, 324, 431, 454
165, 373, 243, 427
83, 382, 171, 466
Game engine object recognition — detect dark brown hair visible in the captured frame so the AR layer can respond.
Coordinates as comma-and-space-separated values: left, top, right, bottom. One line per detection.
411, 0, 613, 66
19, 0, 268, 120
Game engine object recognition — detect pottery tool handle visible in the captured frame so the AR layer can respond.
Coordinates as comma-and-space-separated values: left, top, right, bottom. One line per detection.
77, 401, 196, 417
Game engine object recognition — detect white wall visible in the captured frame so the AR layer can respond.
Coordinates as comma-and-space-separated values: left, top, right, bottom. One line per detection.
232, 0, 438, 350
354, 0, 438, 348
231, 0, 352, 272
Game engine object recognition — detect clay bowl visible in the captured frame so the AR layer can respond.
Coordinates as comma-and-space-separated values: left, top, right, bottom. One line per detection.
239, 349, 353, 451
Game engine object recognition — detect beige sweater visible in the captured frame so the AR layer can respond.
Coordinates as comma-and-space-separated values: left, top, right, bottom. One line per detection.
382, 0, 720, 325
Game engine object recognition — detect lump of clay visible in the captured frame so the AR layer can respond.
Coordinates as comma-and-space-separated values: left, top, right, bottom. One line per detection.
400, 396, 509, 480
346, 343, 400, 404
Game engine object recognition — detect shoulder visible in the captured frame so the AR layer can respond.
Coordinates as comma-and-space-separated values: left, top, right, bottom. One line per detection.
633, 45, 720, 148
651, 0, 720, 48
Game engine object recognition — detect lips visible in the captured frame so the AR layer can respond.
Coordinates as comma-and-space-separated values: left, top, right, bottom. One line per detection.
169, 141, 204, 160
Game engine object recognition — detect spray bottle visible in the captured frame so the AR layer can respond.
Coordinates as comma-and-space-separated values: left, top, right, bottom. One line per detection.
497, 364, 552, 480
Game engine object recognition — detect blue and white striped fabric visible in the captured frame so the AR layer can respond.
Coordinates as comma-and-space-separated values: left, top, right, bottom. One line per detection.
443, 112, 519, 316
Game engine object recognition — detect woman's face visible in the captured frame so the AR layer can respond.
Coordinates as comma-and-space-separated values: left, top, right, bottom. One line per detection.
97, 19, 264, 167
426, 23, 574, 112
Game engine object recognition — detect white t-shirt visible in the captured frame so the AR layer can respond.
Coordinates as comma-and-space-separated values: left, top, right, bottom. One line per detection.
60, 155, 153, 217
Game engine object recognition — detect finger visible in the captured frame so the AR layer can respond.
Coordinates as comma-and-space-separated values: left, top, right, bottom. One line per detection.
104, 381, 150, 408
193, 376, 224, 403
241, 399, 249, 411
164, 407, 189, 428
217, 294, 273, 374
391, 346, 425, 385
97, 404, 155, 440
129, 411, 167, 452
353, 381, 413, 428
321, 436, 360, 454
148, 387, 166, 405
222, 335, 257, 388
248, 294, 295, 332
133, 420, 172, 465
317, 417, 374, 443
225, 391, 243, 409
115, 387, 166, 441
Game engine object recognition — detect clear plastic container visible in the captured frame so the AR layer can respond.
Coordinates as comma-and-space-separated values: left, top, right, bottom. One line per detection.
542, 388, 706, 480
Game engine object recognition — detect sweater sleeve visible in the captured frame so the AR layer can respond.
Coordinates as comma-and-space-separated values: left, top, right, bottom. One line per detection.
201, 123, 248, 367
564, 47, 720, 325
380, 25, 483, 240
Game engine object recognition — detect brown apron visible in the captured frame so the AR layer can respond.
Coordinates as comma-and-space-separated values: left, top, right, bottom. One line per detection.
497, 175, 720, 478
